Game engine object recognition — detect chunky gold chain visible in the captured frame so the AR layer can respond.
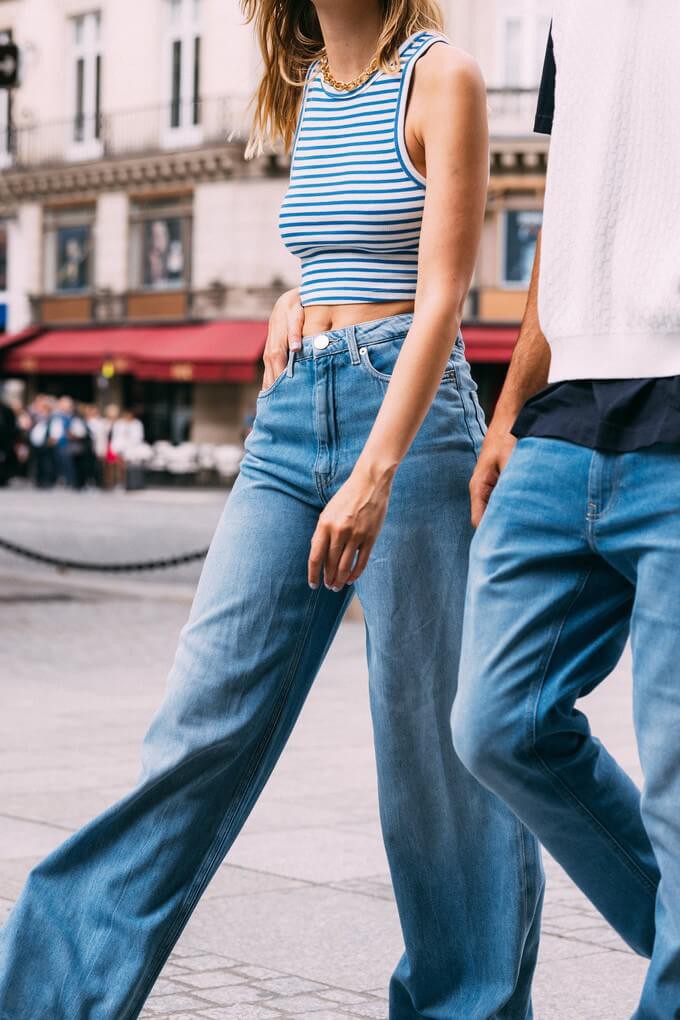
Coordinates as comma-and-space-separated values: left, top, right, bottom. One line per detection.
318, 52, 379, 92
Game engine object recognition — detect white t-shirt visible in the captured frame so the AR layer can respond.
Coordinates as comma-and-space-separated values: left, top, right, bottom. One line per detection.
539, 1, 680, 381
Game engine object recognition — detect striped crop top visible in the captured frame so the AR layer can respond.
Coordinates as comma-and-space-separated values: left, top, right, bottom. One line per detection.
279, 31, 448, 306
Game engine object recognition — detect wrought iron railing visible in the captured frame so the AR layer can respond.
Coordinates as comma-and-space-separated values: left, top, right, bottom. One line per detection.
3, 95, 251, 169
0, 89, 541, 171
486, 88, 541, 137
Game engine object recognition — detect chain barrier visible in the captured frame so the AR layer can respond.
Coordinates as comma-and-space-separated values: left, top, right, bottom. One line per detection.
0, 536, 209, 574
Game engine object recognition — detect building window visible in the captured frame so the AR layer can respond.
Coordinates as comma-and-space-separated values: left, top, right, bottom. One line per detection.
164, 0, 202, 137
44, 209, 94, 293
71, 11, 102, 148
498, 2, 552, 88
503, 18, 523, 88
130, 198, 192, 290
502, 210, 542, 286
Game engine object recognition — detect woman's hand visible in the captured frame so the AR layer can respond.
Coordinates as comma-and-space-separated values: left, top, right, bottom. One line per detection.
262, 288, 304, 390
308, 466, 394, 591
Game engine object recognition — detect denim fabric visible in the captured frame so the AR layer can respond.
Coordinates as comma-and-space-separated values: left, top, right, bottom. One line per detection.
0, 314, 542, 1020
454, 436, 680, 1020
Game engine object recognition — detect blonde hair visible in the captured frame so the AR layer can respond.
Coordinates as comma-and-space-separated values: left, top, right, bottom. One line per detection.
241, 0, 445, 156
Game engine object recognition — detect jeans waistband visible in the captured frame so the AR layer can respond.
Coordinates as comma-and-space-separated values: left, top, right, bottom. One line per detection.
296, 312, 416, 362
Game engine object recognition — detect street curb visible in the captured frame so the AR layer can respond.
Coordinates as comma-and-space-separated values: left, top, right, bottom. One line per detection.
0, 567, 197, 604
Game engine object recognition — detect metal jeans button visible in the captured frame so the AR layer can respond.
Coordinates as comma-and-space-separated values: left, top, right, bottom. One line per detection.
314, 333, 330, 350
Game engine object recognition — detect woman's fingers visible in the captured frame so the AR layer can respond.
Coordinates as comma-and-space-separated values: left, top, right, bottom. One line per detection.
288, 301, 305, 352
263, 289, 302, 389
308, 523, 364, 592
323, 534, 350, 591
333, 542, 361, 589
346, 542, 374, 585
262, 346, 288, 390
308, 526, 330, 590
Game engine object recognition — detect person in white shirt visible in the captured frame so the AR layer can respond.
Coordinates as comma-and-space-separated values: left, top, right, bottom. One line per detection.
452, 3, 680, 1016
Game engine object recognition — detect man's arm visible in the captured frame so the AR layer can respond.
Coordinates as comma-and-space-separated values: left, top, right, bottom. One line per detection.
469, 231, 551, 527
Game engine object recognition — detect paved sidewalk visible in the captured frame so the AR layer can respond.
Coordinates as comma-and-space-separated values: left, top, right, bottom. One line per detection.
0, 487, 648, 1018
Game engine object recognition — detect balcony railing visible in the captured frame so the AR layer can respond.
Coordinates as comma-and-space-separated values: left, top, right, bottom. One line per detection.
486, 88, 540, 138
0, 89, 542, 172
3, 96, 251, 170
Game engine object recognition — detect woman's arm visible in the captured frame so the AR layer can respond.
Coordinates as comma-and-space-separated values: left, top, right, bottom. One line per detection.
308, 46, 489, 590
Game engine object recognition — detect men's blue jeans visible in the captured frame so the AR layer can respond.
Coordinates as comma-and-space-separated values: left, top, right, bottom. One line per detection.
453, 436, 680, 1020
0, 314, 542, 1020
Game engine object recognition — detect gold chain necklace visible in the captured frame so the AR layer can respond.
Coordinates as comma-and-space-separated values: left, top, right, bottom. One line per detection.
318, 52, 379, 92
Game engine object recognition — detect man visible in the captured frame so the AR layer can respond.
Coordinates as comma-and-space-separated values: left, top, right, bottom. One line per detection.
452, 3, 680, 1017
29, 395, 56, 489
48, 396, 76, 488
0, 386, 19, 487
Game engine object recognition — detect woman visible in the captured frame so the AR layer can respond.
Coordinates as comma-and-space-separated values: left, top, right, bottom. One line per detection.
0, 2, 542, 1017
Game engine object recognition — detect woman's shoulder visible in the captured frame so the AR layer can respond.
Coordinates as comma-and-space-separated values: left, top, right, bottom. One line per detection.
412, 37, 485, 98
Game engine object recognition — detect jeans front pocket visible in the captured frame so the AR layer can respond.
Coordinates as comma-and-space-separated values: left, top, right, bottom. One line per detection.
358, 336, 456, 386
257, 366, 288, 400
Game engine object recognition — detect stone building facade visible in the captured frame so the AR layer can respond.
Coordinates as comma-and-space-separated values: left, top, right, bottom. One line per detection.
0, 0, 551, 439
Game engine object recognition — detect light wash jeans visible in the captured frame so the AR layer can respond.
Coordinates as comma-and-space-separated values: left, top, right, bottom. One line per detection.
453, 436, 680, 1020
0, 314, 542, 1020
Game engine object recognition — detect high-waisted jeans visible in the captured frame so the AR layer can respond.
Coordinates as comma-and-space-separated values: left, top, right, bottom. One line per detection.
0, 314, 543, 1020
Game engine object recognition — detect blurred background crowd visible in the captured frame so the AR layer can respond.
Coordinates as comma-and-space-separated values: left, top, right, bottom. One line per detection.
0, 380, 145, 489
0, 379, 248, 490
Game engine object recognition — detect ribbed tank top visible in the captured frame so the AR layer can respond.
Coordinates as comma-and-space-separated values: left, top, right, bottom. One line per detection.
279, 31, 448, 307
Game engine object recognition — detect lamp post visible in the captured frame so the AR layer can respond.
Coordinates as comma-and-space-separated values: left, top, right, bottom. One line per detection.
0, 43, 19, 89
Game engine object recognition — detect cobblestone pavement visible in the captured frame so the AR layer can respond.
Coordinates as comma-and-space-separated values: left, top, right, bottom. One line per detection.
0, 488, 647, 1018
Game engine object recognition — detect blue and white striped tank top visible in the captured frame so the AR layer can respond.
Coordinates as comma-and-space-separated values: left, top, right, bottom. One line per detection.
279, 31, 448, 307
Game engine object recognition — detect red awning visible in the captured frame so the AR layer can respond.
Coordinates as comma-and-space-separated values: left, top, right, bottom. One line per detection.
0, 319, 518, 380
462, 325, 519, 364
0, 321, 267, 383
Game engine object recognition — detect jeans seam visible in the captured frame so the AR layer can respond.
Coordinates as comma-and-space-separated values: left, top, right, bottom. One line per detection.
495, 820, 540, 1017
470, 390, 487, 439
122, 586, 325, 1020
528, 567, 658, 897
453, 375, 482, 460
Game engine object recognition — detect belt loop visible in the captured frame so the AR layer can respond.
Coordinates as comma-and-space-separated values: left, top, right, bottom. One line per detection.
347, 325, 361, 366
286, 348, 296, 377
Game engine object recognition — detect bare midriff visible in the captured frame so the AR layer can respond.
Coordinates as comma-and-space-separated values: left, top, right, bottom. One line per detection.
301, 301, 415, 337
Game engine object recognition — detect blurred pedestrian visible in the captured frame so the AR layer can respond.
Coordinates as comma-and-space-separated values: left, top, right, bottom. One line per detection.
0, 385, 19, 487
13, 403, 32, 479
68, 403, 96, 491
110, 408, 145, 488
84, 404, 108, 487
28, 395, 56, 489
48, 396, 76, 488
102, 403, 122, 489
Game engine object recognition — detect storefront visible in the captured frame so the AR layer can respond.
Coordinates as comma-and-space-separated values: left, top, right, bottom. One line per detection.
0, 320, 266, 445
1, 318, 520, 437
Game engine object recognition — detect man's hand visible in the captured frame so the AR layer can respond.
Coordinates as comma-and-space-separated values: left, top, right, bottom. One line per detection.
469, 230, 551, 527
262, 288, 304, 391
469, 426, 517, 528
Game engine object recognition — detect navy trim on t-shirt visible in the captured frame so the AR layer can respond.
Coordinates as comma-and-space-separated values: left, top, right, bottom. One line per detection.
535, 28, 555, 135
